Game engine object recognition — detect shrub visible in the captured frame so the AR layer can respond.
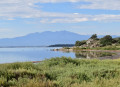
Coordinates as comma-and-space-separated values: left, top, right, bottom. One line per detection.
93, 69, 120, 79
75, 40, 86, 46
0, 57, 120, 87
100, 35, 113, 46
90, 34, 98, 40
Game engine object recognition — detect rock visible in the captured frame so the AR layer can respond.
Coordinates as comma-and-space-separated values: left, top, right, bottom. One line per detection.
80, 39, 100, 48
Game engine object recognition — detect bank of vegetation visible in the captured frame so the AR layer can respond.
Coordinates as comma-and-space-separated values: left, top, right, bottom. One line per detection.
48, 44, 75, 47
1, 57, 120, 87
74, 34, 120, 50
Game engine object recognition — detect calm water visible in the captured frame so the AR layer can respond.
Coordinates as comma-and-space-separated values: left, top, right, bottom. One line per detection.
0, 47, 75, 64
0, 47, 118, 64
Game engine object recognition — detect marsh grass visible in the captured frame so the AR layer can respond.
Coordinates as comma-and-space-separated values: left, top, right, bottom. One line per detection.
0, 57, 120, 87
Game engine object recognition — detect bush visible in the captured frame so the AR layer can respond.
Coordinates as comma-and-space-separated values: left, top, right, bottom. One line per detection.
64, 47, 70, 49
93, 69, 120, 79
75, 40, 86, 46
100, 35, 113, 46
0, 57, 120, 87
90, 34, 98, 40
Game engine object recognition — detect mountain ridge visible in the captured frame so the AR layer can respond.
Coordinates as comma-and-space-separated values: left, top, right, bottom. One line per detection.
0, 31, 119, 46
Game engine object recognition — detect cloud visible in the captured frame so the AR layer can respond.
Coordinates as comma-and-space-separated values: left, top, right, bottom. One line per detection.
77, 0, 120, 10
38, 14, 120, 23
0, 28, 12, 32
0, 0, 120, 23
40, 17, 89, 23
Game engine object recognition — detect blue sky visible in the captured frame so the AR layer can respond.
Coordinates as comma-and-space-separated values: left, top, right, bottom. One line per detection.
0, 0, 120, 38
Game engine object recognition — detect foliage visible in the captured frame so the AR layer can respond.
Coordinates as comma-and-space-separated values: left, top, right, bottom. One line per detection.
63, 47, 70, 49
90, 34, 98, 40
100, 35, 113, 46
113, 37, 120, 44
75, 40, 86, 46
117, 38, 120, 44
1, 57, 120, 87
93, 46, 120, 50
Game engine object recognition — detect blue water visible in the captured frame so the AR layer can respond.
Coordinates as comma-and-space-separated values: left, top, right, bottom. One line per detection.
0, 47, 75, 64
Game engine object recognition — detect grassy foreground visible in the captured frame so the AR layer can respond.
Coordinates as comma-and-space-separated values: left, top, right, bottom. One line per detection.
1, 57, 120, 87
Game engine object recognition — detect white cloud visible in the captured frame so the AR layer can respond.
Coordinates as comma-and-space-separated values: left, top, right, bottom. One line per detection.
77, 0, 120, 10
0, 0, 120, 23
38, 14, 120, 23
0, 28, 12, 32
40, 17, 88, 23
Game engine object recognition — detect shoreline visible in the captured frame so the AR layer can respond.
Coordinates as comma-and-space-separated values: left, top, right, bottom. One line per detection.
52, 47, 120, 59
52, 47, 120, 52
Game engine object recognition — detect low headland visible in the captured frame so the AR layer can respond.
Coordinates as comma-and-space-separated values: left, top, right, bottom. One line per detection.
53, 34, 120, 52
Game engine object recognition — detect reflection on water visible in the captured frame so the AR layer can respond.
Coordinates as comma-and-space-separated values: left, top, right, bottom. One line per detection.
0, 47, 118, 64
75, 51, 115, 59
0, 47, 75, 64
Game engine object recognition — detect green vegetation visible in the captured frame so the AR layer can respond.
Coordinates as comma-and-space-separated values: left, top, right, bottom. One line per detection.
92, 46, 120, 50
49, 44, 74, 47
75, 34, 120, 50
90, 34, 98, 40
63, 47, 70, 49
73, 46, 120, 50
1, 57, 120, 87
75, 40, 86, 46
100, 35, 113, 46
114, 37, 120, 44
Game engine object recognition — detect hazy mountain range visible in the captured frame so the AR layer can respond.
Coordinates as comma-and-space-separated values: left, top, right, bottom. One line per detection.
0, 31, 119, 46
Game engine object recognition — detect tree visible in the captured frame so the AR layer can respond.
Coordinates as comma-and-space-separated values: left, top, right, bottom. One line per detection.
117, 38, 120, 44
112, 39, 117, 44
75, 40, 86, 46
100, 35, 113, 46
113, 37, 120, 44
90, 34, 98, 40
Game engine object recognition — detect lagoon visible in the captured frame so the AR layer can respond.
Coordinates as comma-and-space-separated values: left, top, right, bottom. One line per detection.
0, 47, 118, 64
0, 47, 74, 64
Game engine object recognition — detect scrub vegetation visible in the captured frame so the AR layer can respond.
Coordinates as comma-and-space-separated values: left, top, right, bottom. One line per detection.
75, 34, 120, 48
0, 57, 120, 87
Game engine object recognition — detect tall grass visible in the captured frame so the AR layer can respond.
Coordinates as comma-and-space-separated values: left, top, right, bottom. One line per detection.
0, 57, 120, 87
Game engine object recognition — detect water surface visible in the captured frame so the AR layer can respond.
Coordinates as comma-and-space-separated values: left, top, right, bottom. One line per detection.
0, 47, 75, 64
0, 47, 118, 64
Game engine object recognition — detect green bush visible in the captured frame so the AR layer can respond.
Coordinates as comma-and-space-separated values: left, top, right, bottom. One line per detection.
90, 34, 98, 40
0, 57, 120, 87
93, 69, 120, 79
100, 35, 113, 46
75, 40, 86, 46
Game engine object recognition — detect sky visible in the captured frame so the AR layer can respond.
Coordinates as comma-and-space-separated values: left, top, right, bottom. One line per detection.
0, 0, 120, 38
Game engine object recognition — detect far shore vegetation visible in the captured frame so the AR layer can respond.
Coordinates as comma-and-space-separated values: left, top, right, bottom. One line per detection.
65, 34, 120, 51
1, 57, 120, 87
75, 34, 119, 47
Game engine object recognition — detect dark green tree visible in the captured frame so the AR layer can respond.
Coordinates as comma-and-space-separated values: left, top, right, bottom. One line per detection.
112, 39, 117, 44
100, 35, 113, 46
90, 34, 98, 40
118, 38, 120, 43
75, 40, 86, 46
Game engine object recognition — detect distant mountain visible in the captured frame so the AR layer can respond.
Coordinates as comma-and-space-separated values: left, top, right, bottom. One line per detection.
0, 31, 119, 46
